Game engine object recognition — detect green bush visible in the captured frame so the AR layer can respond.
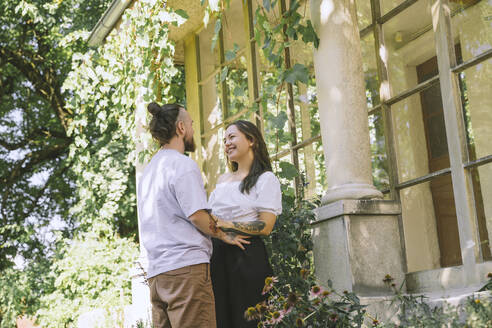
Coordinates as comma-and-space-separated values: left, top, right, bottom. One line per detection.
0, 260, 52, 328
36, 225, 138, 327
265, 187, 316, 294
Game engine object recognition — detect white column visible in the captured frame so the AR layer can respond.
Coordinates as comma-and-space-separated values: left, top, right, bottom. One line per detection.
125, 87, 152, 327
310, 0, 382, 204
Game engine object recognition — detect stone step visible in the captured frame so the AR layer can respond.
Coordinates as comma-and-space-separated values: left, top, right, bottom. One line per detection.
360, 287, 491, 325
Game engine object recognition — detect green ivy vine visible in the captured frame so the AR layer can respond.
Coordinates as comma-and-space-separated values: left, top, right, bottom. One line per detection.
63, 0, 187, 232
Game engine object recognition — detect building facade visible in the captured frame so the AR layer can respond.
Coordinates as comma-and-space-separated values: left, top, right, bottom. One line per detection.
89, 0, 492, 321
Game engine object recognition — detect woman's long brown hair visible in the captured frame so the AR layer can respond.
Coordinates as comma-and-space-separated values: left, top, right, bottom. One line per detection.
226, 120, 272, 194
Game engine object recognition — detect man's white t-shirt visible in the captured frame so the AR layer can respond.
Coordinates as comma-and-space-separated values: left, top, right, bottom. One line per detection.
137, 148, 212, 278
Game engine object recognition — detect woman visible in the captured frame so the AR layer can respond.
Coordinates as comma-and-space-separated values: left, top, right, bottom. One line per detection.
209, 120, 282, 328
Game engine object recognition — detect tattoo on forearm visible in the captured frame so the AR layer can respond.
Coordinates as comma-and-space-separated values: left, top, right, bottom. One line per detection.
221, 220, 266, 236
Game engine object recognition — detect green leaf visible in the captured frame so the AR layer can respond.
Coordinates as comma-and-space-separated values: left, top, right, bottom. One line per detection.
233, 86, 245, 97
138, 150, 146, 164
300, 20, 320, 49
262, 35, 271, 49
211, 19, 222, 51
174, 9, 189, 19
220, 66, 228, 82
284, 63, 309, 85
271, 111, 288, 130
214, 18, 222, 34
279, 161, 298, 179
286, 26, 296, 39
225, 49, 236, 61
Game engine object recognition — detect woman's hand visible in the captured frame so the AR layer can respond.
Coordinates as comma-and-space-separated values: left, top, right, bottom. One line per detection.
213, 216, 250, 250
218, 230, 251, 250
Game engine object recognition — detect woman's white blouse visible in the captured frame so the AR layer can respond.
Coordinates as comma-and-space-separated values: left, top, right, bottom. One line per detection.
208, 171, 282, 222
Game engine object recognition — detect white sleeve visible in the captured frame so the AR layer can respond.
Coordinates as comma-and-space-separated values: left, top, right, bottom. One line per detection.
254, 172, 282, 215
174, 167, 210, 219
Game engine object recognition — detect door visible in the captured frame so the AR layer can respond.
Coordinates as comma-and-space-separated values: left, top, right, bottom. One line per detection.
417, 56, 463, 267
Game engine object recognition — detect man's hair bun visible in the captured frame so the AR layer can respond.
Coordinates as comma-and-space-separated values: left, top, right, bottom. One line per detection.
146, 102, 182, 146
147, 102, 161, 115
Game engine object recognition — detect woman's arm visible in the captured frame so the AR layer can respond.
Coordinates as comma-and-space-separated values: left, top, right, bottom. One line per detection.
190, 210, 251, 249
215, 212, 277, 236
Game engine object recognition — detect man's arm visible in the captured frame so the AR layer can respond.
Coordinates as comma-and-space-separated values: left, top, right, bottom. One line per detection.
189, 209, 250, 250
215, 212, 277, 237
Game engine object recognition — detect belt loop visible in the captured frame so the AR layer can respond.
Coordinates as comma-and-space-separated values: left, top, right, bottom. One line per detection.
206, 263, 209, 281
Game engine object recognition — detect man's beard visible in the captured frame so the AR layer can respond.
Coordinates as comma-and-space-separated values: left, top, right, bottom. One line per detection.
184, 135, 196, 152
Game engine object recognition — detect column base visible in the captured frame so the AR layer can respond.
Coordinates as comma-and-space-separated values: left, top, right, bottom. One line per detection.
124, 263, 152, 328
322, 183, 383, 205
312, 199, 405, 296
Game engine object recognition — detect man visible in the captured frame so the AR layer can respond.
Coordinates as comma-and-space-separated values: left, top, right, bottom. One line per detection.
137, 102, 249, 328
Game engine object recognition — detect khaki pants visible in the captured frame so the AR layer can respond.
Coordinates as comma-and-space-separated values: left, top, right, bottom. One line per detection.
148, 263, 216, 328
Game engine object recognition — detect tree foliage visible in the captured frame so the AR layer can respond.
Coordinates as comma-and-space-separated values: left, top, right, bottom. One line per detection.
0, 0, 148, 326
0, 0, 113, 270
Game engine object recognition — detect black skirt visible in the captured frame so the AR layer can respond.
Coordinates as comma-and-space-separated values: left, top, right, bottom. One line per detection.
211, 236, 273, 328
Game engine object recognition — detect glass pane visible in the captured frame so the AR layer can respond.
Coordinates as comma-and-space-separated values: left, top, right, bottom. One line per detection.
383, 1, 437, 96
297, 140, 326, 200
451, 0, 492, 61
392, 90, 450, 183
298, 145, 316, 200
272, 153, 295, 194
458, 58, 492, 161
296, 77, 323, 200
198, 18, 221, 74
217, 126, 227, 175
400, 180, 462, 272
202, 119, 222, 193
263, 104, 291, 156
258, 48, 292, 156
224, 57, 249, 117
381, 0, 406, 16
312, 140, 327, 195
222, 0, 248, 54
199, 21, 223, 131
361, 32, 380, 109
369, 111, 390, 192
468, 162, 492, 262
356, 0, 372, 30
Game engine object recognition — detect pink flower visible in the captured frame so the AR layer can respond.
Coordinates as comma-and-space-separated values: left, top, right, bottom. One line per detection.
262, 276, 278, 295
309, 285, 322, 298
282, 302, 294, 315
268, 311, 285, 324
